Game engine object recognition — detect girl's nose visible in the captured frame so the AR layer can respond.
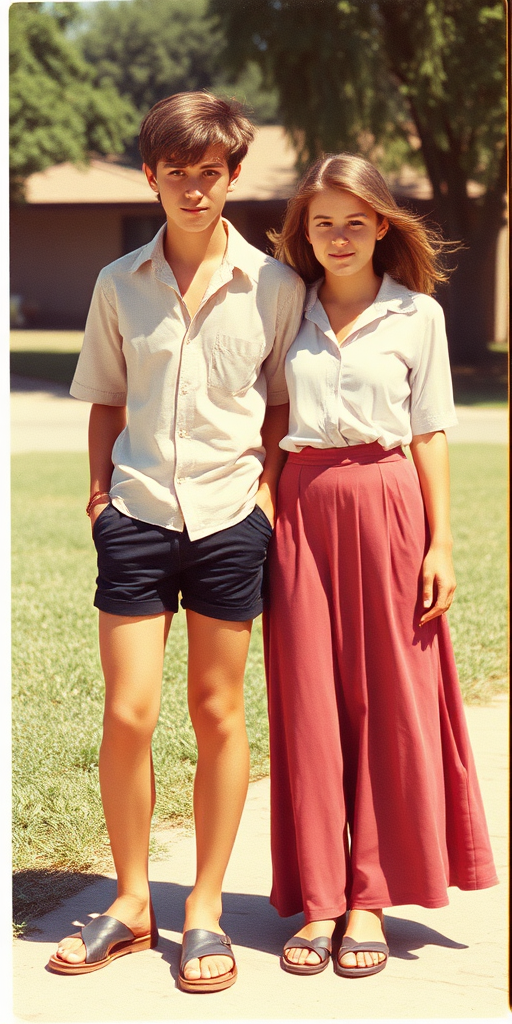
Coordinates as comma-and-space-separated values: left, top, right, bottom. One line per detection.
332, 235, 348, 247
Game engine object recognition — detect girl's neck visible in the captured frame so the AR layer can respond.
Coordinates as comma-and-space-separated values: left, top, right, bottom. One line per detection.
320, 266, 382, 310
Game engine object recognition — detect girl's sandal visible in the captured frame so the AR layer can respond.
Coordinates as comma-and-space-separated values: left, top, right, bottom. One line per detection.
334, 935, 389, 978
47, 907, 159, 975
281, 935, 333, 975
178, 929, 237, 993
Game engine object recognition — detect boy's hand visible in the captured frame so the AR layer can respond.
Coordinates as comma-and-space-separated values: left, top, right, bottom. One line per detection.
255, 485, 275, 529
89, 500, 110, 531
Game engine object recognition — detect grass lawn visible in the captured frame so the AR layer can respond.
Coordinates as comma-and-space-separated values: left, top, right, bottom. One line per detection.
11, 445, 508, 928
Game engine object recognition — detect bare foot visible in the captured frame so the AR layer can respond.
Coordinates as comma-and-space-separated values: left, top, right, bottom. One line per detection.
338, 909, 386, 970
53, 893, 152, 965
283, 919, 337, 967
182, 895, 234, 981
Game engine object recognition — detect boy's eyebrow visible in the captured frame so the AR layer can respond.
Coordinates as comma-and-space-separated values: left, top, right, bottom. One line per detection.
312, 211, 369, 220
161, 159, 226, 169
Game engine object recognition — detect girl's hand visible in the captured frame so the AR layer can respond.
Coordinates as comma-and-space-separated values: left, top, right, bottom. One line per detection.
419, 543, 456, 625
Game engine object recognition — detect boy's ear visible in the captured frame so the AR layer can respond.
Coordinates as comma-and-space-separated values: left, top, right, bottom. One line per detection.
227, 164, 242, 193
143, 163, 159, 193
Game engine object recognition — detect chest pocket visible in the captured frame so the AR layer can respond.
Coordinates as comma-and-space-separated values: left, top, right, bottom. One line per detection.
208, 334, 266, 397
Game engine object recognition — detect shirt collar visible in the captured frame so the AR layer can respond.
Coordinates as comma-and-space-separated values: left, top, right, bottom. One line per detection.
128, 218, 263, 285
305, 272, 417, 334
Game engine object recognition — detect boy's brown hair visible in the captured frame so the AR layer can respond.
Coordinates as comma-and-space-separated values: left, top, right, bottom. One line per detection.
139, 91, 255, 175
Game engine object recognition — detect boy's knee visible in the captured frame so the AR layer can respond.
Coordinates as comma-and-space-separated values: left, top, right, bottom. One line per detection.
189, 691, 243, 739
103, 700, 158, 744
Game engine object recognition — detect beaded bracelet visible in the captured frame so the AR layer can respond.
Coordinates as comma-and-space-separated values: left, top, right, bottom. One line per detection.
86, 491, 110, 517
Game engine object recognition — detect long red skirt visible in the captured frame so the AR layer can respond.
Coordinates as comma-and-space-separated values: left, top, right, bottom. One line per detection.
264, 443, 498, 921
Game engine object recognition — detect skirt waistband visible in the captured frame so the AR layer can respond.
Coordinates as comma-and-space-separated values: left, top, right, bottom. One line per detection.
286, 442, 406, 467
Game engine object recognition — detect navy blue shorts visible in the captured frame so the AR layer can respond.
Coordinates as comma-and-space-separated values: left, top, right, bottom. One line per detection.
92, 503, 273, 621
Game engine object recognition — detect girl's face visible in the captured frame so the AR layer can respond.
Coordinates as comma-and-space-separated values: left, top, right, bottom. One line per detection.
306, 188, 388, 280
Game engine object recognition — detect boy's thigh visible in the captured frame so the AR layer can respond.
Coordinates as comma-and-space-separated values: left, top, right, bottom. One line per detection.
92, 503, 181, 616
180, 505, 273, 622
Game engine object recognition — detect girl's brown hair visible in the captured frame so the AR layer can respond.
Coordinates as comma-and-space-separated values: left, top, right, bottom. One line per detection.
139, 91, 255, 175
271, 153, 455, 294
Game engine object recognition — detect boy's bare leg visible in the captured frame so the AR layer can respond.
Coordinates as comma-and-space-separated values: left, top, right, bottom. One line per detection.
182, 610, 252, 981
54, 610, 173, 964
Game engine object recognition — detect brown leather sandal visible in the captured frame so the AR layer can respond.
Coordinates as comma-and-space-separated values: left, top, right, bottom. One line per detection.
178, 928, 237, 993
47, 907, 159, 975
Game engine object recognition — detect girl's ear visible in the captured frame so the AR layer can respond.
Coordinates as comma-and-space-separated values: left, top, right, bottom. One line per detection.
377, 216, 389, 240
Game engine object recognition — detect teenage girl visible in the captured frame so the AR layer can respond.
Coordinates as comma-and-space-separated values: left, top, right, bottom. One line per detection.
264, 154, 498, 978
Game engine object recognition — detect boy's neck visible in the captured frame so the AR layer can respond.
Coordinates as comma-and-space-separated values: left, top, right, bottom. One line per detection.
163, 215, 228, 275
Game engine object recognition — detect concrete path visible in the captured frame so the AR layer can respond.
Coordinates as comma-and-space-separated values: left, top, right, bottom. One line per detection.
9, 376, 509, 451
11, 698, 509, 1023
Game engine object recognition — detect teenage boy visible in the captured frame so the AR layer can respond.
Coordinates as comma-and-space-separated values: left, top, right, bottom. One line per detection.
48, 92, 305, 992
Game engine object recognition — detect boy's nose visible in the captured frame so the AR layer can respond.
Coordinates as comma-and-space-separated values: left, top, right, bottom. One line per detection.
184, 186, 203, 199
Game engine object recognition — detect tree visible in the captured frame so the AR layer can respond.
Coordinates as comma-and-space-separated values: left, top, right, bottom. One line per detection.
77, 0, 278, 138
9, 3, 139, 202
210, 0, 507, 362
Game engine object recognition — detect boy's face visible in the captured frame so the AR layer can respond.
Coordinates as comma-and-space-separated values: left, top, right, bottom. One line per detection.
143, 147, 240, 234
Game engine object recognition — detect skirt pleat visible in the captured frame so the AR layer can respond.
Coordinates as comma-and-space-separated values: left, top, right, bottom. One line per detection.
264, 443, 498, 921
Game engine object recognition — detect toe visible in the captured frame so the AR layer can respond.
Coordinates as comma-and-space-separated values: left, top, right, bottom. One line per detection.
200, 954, 232, 979
339, 951, 357, 968
183, 957, 201, 980
55, 934, 86, 964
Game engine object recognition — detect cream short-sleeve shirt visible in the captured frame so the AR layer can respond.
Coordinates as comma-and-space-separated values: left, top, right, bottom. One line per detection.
280, 274, 457, 452
70, 220, 305, 540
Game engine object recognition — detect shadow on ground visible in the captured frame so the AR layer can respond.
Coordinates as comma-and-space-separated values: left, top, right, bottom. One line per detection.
13, 869, 106, 933
17, 873, 467, 981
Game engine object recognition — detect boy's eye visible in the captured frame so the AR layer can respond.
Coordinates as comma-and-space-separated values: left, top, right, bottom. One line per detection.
203, 169, 220, 177
168, 169, 184, 176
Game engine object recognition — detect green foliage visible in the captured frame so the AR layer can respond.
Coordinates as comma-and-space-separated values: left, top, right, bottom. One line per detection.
76, 0, 278, 128
9, 3, 139, 201
209, 0, 506, 193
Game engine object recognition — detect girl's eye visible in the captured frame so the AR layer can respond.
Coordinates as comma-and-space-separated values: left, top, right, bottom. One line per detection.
348, 220, 364, 227
317, 221, 332, 228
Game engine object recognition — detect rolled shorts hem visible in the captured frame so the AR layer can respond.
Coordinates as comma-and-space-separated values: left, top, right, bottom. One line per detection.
181, 594, 263, 622
94, 594, 179, 616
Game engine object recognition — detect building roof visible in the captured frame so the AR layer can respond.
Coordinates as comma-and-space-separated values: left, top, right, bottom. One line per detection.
24, 126, 298, 205
23, 125, 484, 205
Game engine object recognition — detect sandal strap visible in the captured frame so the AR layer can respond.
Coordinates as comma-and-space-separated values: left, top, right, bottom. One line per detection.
339, 935, 389, 956
81, 915, 135, 964
180, 928, 235, 971
283, 935, 332, 961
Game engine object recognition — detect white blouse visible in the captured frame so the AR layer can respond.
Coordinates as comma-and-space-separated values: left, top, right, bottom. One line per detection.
280, 274, 458, 452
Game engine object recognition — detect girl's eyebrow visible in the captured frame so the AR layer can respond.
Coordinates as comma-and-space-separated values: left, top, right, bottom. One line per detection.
312, 211, 369, 220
